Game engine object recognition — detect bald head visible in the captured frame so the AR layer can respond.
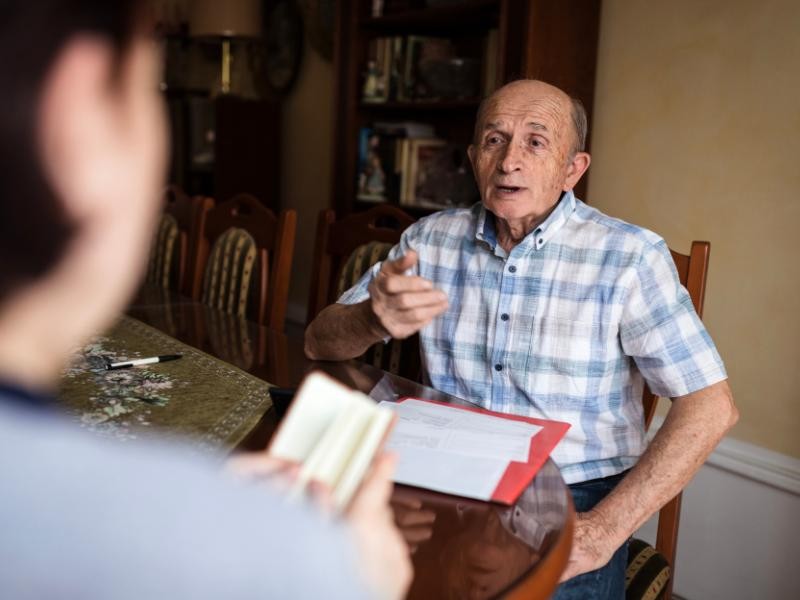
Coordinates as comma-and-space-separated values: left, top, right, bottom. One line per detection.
474, 80, 587, 156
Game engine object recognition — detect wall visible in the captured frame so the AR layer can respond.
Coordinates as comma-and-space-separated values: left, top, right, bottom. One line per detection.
280, 38, 334, 324
588, 0, 800, 457
637, 423, 800, 599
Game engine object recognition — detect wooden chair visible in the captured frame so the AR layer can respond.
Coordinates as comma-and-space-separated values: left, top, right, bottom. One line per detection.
180, 194, 214, 298
625, 241, 711, 600
145, 186, 190, 291
195, 193, 296, 331
307, 205, 420, 379
144, 186, 214, 296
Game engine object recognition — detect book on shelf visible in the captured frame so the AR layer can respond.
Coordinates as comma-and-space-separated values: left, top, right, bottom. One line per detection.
357, 121, 437, 203
267, 372, 396, 513
361, 34, 485, 103
356, 118, 480, 209
381, 398, 570, 504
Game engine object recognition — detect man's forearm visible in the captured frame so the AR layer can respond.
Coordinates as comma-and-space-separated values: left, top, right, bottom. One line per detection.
305, 301, 387, 361
587, 380, 738, 550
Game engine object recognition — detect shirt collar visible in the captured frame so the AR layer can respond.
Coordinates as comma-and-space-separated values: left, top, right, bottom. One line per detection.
0, 380, 55, 412
475, 190, 577, 252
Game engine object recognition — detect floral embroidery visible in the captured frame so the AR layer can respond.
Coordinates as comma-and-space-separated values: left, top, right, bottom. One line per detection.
63, 337, 174, 442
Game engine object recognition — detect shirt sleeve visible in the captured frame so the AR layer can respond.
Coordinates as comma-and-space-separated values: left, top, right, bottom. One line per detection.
619, 238, 727, 398
336, 223, 422, 306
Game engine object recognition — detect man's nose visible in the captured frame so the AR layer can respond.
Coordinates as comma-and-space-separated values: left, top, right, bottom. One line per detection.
497, 141, 524, 173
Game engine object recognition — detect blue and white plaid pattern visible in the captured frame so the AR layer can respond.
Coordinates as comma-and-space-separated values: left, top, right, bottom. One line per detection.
338, 192, 727, 483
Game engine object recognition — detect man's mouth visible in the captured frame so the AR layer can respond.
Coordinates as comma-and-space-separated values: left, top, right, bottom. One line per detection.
495, 185, 523, 194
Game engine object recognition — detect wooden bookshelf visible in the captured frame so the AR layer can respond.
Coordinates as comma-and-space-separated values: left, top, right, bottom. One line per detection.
331, 0, 601, 217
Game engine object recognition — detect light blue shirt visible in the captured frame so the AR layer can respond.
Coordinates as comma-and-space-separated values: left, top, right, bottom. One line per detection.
339, 192, 727, 484
0, 398, 369, 599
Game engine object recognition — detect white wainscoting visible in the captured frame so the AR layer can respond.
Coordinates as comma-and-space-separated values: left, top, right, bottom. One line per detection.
637, 425, 800, 599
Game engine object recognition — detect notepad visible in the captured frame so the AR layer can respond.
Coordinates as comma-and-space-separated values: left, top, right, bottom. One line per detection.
267, 372, 395, 512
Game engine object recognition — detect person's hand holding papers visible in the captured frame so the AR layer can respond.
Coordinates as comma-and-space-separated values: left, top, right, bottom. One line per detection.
229, 372, 413, 600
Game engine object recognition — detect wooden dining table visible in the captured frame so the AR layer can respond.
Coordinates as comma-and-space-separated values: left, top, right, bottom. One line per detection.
65, 285, 575, 599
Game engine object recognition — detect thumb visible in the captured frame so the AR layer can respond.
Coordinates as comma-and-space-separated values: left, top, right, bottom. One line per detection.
383, 250, 418, 275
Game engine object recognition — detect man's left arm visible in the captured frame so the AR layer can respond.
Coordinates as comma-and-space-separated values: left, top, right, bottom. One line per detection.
560, 379, 738, 581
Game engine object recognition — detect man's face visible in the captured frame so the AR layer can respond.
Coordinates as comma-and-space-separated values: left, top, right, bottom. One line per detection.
468, 81, 586, 224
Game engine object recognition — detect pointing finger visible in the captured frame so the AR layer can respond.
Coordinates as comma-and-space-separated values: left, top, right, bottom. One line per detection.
382, 250, 418, 275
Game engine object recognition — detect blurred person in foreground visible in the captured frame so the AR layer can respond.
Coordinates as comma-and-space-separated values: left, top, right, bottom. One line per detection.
0, 1, 410, 598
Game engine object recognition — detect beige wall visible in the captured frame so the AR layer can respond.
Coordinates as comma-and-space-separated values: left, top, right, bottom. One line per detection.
588, 0, 800, 456
281, 39, 334, 321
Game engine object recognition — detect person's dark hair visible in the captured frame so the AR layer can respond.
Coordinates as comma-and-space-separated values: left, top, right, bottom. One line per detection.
0, 0, 143, 302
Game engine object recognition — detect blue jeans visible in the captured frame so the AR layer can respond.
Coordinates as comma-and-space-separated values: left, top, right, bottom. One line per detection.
552, 471, 629, 600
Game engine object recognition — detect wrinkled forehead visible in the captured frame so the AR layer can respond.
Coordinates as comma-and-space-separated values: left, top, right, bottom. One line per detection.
477, 85, 572, 139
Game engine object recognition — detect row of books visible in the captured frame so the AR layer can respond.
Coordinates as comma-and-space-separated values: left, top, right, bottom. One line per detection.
356, 122, 479, 209
362, 31, 498, 104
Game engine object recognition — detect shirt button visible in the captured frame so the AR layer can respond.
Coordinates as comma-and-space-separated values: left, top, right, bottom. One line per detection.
508, 265, 517, 273
500, 313, 509, 321
494, 364, 503, 372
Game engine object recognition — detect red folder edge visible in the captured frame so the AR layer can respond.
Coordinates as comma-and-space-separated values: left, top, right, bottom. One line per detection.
396, 397, 570, 504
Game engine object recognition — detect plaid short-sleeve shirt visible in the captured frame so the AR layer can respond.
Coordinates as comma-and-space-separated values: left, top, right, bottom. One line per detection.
338, 192, 727, 484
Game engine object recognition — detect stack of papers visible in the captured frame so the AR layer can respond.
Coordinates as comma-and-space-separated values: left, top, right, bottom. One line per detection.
381, 399, 569, 504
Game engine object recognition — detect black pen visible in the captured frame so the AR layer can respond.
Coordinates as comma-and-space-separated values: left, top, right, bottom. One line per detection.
105, 354, 182, 370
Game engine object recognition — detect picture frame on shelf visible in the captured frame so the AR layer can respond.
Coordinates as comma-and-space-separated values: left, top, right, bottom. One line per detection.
402, 139, 478, 209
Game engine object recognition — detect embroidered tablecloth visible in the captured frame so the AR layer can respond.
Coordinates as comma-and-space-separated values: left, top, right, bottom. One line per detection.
58, 316, 273, 453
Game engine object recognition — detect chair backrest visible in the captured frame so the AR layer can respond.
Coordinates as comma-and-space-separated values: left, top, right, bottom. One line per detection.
306, 204, 416, 323
146, 212, 181, 289
177, 194, 214, 299
641, 240, 710, 599
307, 205, 420, 379
196, 193, 296, 331
145, 186, 193, 291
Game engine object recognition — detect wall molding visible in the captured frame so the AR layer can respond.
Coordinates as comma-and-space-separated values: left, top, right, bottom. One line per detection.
650, 415, 800, 496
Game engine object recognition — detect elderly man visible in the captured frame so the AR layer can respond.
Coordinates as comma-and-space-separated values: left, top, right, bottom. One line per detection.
306, 79, 738, 598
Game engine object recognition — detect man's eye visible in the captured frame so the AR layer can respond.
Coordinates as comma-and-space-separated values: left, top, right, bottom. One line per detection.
530, 138, 543, 148
485, 135, 502, 145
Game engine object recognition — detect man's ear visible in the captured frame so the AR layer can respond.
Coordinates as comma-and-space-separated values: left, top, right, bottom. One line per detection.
38, 36, 117, 221
467, 144, 476, 171
563, 152, 591, 191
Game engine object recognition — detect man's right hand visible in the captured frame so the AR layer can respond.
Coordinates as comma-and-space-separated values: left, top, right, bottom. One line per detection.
368, 250, 448, 340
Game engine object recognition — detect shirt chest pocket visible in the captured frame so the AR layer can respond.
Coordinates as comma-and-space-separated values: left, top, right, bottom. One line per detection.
515, 316, 617, 397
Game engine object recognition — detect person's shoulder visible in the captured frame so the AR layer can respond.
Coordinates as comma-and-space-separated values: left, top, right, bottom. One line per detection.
404, 204, 479, 247
412, 203, 478, 230
0, 401, 367, 599
571, 198, 666, 255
